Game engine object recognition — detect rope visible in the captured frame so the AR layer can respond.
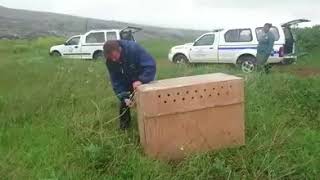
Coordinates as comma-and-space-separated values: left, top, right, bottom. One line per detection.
104, 90, 137, 125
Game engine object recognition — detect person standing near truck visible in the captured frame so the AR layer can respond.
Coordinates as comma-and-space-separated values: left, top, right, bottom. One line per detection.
256, 23, 275, 73
103, 40, 156, 130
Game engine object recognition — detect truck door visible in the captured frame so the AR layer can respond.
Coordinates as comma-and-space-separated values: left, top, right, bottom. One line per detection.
63, 36, 82, 59
281, 19, 310, 55
120, 26, 142, 41
81, 31, 106, 59
189, 34, 218, 62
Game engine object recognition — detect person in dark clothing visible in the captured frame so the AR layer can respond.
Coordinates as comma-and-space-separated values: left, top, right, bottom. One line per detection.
256, 23, 275, 73
103, 40, 156, 130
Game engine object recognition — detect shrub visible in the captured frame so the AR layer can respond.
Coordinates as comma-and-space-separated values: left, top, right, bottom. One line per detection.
295, 25, 320, 53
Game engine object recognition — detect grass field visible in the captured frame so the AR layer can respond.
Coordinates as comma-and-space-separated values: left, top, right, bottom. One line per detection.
0, 37, 319, 179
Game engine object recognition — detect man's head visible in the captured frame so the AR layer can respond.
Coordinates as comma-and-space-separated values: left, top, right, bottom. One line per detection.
263, 23, 272, 33
103, 40, 122, 62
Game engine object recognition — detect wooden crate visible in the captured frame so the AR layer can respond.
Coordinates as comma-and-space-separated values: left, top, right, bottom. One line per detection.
136, 73, 245, 160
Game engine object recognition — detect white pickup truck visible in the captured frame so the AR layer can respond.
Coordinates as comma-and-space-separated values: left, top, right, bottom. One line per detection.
168, 19, 310, 72
50, 27, 141, 60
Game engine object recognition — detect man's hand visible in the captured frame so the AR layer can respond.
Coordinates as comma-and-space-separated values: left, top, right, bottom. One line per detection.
132, 81, 142, 90
124, 99, 134, 108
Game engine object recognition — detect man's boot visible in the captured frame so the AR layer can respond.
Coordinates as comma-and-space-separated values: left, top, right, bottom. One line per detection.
264, 64, 272, 74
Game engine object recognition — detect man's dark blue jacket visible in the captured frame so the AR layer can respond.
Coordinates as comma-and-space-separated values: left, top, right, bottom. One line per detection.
106, 40, 156, 101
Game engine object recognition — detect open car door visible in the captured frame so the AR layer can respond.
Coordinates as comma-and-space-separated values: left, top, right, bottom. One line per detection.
281, 19, 310, 56
281, 19, 310, 27
120, 26, 142, 41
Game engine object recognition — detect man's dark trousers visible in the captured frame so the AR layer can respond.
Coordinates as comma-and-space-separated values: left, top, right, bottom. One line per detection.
119, 100, 131, 130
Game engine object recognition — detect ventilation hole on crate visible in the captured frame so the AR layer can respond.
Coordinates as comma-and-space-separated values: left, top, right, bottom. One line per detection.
186, 91, 189, 94
200, 95, 203, 98
182, 97, 185, 101
195, 90, 198, 93
217, 93, 220, 96
192, 96, 195, 100
209, 94, 212, 97
158, 95, 161, 98
173, 99, 176, 102
167, 94, 170, 97
213, 88, 216, 91
221, 86, 224, 89
204, 89, 207, 92
230, 85, 232, 88
164, 100, 167, 104
177, 92, 180, 95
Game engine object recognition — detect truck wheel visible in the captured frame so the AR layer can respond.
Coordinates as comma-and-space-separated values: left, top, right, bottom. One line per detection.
52, 51, 61, 57
238, 56, 256, 73
173, 54, 189, 64
93, 51, 104, 61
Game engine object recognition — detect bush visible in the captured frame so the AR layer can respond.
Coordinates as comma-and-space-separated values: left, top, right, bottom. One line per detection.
295, 25, 320, 53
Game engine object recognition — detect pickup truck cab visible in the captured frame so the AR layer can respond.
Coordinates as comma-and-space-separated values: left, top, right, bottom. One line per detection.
168, 19, 310, 72
50, 27, 141, 60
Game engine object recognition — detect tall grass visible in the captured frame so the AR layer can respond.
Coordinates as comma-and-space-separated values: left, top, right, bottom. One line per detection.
0, 37, 319, 179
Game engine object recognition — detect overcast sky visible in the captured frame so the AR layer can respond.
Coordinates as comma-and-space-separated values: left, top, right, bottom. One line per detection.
0, 0, 318, 30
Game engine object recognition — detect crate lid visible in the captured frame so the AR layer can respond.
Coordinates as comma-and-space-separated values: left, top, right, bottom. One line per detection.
138, 73, 242, 92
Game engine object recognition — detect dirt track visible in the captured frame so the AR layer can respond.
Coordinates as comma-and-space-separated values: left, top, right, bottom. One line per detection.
277, 66, 320, 77
290, 67, 320, 77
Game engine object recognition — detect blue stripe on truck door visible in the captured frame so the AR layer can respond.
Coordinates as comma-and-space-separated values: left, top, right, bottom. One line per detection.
218, 47, 257, 50
218, 46, 280, 56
